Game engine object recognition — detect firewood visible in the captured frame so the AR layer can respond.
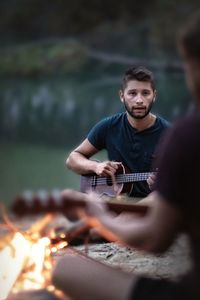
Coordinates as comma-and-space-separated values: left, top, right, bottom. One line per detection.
0, 232, 32, 299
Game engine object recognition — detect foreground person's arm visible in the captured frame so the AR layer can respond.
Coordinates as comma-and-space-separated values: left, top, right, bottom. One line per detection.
61, 189, 182, 253
86, 191, 181, 253
52, 191, 181, 300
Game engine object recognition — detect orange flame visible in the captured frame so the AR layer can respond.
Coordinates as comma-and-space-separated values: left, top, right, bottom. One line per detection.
0, 209, 68, 299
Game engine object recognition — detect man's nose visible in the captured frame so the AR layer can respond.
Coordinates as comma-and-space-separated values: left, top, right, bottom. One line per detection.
135, 95, 143, 104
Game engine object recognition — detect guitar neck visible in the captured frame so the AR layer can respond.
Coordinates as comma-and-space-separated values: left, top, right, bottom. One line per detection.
117, 172, 153, 183
81, 172, 154, 192
93, 172, 153, 186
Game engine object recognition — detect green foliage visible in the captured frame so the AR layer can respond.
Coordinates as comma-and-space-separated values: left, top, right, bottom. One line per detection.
0, 0, 199, 50
0, 40, 88, 76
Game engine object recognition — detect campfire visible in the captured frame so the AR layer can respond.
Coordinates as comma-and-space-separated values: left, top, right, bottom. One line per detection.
0, 206, 70, 300
0, 189, 147, 299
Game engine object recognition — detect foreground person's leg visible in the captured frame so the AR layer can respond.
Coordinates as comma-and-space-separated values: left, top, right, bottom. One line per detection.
7, 289, 62, 300
52, 253, 138, 300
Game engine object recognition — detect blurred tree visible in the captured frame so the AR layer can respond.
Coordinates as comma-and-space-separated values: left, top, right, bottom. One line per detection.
0, 0, 199, 50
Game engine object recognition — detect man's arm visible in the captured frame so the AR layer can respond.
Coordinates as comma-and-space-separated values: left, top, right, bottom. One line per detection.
66, 138, 121, 176
66, 139, 100, 175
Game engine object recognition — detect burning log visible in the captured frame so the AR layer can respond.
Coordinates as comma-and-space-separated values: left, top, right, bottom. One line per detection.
0, 232, 32, 300
12, 237, 51, 292
48, 220, 90, 246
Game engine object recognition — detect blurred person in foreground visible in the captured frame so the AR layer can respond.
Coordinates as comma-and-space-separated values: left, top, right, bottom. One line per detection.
52, 12, 200, 300
66, 66, 170, 198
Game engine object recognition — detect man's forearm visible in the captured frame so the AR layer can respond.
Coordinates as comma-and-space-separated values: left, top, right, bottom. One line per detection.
66, 151, 98, 175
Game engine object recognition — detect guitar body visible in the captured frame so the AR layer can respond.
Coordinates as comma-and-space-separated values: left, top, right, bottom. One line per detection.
80, 164, 134, 197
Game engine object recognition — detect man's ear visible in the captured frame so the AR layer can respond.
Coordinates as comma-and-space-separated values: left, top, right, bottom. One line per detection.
153, 90, 157, 102
119, 90, 124, 103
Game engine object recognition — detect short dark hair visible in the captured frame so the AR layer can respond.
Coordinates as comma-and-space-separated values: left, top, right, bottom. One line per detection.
178, 11, 200, 60
121, 66, 155, 91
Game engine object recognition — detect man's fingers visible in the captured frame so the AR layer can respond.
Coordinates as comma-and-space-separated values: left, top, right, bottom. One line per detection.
96, 161, 122, 176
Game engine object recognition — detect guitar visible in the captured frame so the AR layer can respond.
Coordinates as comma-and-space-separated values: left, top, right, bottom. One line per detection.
80, 164, 154, 197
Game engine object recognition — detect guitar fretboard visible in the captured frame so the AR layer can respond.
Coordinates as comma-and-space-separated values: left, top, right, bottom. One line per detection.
91, 172, 153, 186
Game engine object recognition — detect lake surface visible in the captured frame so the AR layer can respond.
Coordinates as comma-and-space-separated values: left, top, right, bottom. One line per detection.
0, 142, 107, 207
0, 70, 190, 147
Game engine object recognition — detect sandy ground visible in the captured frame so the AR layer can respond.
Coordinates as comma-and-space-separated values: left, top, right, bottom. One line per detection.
73, 234, 192, 280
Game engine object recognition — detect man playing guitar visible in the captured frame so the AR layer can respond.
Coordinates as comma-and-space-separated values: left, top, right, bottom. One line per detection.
66, 66, 170, 198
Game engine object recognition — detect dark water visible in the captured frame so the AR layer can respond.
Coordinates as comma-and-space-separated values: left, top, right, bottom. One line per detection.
0, 70, 190, 148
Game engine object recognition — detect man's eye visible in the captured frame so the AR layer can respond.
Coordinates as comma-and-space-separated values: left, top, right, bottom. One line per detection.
142, 91, 150, 96
129, 91, 137, 96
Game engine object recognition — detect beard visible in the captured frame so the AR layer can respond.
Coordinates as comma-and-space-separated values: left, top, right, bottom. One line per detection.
123, 99, 154, 119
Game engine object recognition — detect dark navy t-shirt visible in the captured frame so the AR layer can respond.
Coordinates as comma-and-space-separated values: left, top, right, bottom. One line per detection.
87, 112, 170, 198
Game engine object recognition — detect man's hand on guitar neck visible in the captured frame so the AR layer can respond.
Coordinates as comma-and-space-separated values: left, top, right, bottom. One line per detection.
95, 160, 122, 177
147, 173, 157, 191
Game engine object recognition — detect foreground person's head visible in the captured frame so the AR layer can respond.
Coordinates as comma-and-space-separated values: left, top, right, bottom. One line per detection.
178, 11, 200, 105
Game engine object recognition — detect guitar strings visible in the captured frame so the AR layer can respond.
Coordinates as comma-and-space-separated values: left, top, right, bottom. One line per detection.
110, 173, 118, 193
91, 172, 153, 186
